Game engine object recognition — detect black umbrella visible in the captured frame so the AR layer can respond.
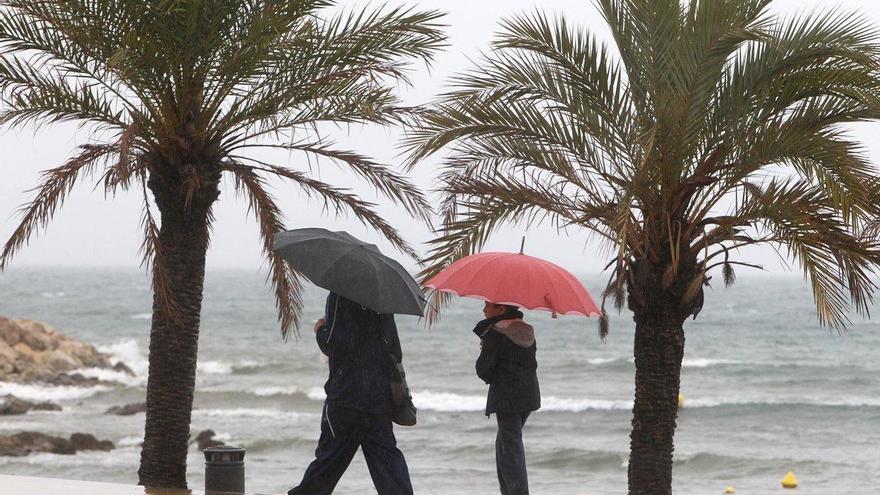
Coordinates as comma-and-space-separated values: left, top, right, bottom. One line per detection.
272, 228, 425, 316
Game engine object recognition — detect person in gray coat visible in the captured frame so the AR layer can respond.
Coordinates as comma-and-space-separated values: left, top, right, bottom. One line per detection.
473, 302, 541, 495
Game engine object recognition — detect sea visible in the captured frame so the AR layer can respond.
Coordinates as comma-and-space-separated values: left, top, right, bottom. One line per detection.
0, 267, 877, 494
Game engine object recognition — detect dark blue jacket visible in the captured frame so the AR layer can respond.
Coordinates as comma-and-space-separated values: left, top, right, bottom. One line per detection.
476, 323, 541, 416
316, 293, 402, 414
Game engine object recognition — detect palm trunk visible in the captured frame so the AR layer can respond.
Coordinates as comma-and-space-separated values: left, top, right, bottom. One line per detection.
138, 171, 218, 488
627, 299, 686, 495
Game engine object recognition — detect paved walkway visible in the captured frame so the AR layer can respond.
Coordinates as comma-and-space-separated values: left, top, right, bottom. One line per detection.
0, 474, 246, 495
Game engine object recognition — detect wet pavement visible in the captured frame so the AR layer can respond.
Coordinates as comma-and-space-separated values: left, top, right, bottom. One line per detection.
0, 474, 258, 495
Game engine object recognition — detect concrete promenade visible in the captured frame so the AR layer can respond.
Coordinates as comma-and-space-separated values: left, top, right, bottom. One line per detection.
0, 474, 249, 495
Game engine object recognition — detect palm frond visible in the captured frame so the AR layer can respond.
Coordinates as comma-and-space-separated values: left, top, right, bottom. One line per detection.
407, 1, 880, 329
1, 144, 116, 269
137, 173, 183, 325
724, 179, 879, 327
227, 165, 303, 339
236, 141, 432, 223
224, 160, 418, 260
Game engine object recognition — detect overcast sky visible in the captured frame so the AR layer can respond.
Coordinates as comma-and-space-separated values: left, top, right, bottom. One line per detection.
2, 0, 879, 277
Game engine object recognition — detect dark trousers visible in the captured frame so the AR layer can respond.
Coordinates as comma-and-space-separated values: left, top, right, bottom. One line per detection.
289, 403, 413, 495
495, 412, 530, 495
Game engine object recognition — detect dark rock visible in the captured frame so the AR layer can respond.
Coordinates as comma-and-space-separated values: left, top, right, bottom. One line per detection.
69, 433, 114, 452
192, 429, 225, 451
1, 315, 130, 384
32, 402, 62, 412
0, 397, 34, 415
104, 402, 146, 416
46, 373, 107, 387
111, 362, 135, 376
0, 432, 75, 456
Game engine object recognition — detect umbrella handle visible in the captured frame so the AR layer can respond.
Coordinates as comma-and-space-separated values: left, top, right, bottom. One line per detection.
545, 293, 558, 319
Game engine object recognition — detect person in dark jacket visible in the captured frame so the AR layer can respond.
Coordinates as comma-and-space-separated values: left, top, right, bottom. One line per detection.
474, 302, 540, 495
289, 292, 413, 495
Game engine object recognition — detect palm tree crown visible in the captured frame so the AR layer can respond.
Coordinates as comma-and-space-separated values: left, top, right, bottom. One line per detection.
0, 0, 444, 336
405, 1, 880, 493
408, 0, 880, 328
0, 0, 445, 488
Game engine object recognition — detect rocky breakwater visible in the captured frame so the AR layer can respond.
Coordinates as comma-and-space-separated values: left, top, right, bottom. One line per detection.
1, 315, 133, 457
0, 315, 133, 384
0, 432, 114, 456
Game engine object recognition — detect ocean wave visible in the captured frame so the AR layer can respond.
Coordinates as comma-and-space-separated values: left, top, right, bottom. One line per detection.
409, 390, 633, 412
117, 436, 143, 447
130, 313, 152, 320
412, 391, 485, 412
409, 391, 880, 412
238, 436, 317, 452
682, 358, 741, 368
305, 387, 326, 401
684, 396, 880, 408
97, 339, 148, 378
95, 339, 263, 383
542, 396, 633, 411
201, 359, 269, 375
531, 447, 626, 469
586, 357, 628, 366
192, 408, 317, 421
0, 420, 46, 431
584, 356, 741, 368
253, 386, 299, 397
77, 367, 144, 387
200, 361, 233, 375
0, 382, 112, 402
0, 450, 137, 468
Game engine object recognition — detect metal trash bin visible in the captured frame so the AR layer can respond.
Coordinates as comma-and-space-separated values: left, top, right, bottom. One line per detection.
204, 445, 246, 494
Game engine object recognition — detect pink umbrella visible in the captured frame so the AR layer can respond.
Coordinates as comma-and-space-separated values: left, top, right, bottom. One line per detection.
424, 251, 601, 318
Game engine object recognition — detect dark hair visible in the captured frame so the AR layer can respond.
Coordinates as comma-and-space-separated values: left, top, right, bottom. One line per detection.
489, 302, 519, 313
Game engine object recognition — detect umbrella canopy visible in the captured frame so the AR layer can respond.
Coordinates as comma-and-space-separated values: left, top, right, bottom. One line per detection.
273, 228, 424, 316
425, 252, 601, 318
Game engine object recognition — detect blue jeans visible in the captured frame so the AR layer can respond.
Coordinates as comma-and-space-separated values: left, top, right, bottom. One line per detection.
289, 403, 413, 495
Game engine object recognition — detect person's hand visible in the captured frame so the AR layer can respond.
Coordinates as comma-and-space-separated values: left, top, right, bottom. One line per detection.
313, 317, 326, 334
479, 338, 484, 350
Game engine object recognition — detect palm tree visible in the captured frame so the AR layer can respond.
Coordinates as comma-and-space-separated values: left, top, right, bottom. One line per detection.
405, 1, 880, 493
0, 0, 444, 488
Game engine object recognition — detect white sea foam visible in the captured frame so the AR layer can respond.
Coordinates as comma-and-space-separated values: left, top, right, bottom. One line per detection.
682, 358, 741, 368
587, 357, 625, 365
412, 391, 485, 412
0, 382, 111, 402
685, 396, 880, 408
117, 436, 143, 447
305, 387, 327, 401
586, 357, 745, 368
542, 396, 633, 411
410, 390, 633, 412
253, 386, 300, 397
192, 408, 315, 421
406, 391, 880, 412
130, 313, 152, 320
236, 360, 262, 370
97, 339, 148, 378
0, 450, 136, 468
77, 367, 144, 387
200, 361, 234, 375
0, 421, 45, 431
